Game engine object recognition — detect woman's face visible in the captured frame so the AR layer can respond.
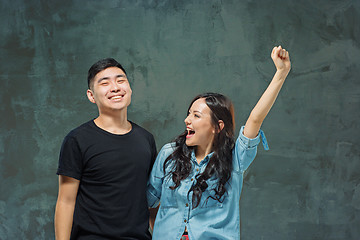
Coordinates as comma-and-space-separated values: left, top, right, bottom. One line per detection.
184, 98, 216, 150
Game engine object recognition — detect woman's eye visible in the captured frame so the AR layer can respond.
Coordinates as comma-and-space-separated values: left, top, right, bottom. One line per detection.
194, 114, 200, 118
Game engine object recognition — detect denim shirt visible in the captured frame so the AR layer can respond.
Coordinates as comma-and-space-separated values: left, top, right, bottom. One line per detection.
147, 126, 268, 240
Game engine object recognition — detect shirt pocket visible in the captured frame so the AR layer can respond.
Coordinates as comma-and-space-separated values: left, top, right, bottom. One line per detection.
160, 176, 178, 208
198, 179, 223, 208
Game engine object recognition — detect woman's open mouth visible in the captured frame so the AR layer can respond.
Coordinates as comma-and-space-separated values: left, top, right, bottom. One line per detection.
186, 128, 195, 138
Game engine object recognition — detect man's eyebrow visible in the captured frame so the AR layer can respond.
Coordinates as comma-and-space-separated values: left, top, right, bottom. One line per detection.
97, 74, 127, 83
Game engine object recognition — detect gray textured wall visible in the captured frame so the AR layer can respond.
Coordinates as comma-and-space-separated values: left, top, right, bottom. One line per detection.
1, 0, 359, 239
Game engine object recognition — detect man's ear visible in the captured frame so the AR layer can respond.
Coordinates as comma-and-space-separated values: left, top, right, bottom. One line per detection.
87, 89, 96, 103
218, 120, 224, 132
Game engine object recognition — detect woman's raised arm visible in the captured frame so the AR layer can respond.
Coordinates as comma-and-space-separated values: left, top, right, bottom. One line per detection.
243, 46, 291, 139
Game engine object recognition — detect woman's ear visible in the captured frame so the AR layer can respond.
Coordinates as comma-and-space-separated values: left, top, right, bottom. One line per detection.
218, 120, 224, 132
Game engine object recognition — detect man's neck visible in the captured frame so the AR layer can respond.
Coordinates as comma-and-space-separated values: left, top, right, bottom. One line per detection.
94, 111, 132, 135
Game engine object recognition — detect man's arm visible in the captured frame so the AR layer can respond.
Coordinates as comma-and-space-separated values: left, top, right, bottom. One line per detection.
149, 205, 159, 232
54, 175, 80, 240
244, 46, 291, 138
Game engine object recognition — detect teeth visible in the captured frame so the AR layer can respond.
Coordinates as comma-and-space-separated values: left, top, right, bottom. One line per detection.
111, 96, 123, 99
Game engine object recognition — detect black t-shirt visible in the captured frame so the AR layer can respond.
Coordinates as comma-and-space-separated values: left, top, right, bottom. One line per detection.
57, 120, 157, 240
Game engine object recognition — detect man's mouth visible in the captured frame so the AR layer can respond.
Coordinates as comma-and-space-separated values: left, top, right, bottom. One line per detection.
109, 95, 124, 101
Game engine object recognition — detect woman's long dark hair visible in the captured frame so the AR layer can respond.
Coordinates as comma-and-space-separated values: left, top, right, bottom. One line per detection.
163, 93, 235, 208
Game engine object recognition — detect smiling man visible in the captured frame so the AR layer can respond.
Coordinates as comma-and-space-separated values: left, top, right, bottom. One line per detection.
55, 58, 157, 240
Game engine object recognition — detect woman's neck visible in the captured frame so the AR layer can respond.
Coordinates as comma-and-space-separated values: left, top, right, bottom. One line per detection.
195, 144, 213, 164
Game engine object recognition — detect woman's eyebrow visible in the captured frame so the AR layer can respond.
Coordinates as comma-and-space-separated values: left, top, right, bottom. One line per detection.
192, 110, 203, 114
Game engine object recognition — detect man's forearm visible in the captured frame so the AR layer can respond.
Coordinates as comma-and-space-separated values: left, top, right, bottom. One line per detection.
149, 205, 159, 231
54, 201, 75, 240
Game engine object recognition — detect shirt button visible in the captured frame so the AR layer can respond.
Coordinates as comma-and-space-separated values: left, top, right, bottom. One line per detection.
186, 203, 189, 207
196, 168, 199, 171
184, 219, 187, 223
191, 178, 194, 181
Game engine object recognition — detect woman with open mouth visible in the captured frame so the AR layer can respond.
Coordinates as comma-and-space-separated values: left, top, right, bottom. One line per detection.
147, 46, 291, 240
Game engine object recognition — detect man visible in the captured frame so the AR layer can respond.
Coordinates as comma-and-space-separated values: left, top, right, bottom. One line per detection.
55, 58, 157, 239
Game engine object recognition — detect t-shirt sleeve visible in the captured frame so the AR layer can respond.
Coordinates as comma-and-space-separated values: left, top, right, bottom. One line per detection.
147, 143, 172, 208
56, 134, 83, 180
149, 135, 157, 173
234, 126, 269, 172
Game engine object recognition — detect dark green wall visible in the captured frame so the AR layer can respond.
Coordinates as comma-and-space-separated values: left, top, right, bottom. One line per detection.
1, 0, 359, 239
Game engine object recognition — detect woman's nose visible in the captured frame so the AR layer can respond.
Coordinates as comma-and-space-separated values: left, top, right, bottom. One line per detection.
184, 116, 190, 125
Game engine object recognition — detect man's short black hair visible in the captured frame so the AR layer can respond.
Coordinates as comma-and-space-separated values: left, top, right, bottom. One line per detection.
87, 58, 127, 89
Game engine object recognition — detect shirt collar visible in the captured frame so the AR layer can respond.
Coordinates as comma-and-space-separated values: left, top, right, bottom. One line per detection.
191, 150, 214, 166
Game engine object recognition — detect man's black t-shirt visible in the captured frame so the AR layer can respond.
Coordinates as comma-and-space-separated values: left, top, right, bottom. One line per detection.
57, 120, 157, 240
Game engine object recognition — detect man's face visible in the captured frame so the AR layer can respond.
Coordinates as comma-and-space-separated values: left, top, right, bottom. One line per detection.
87, 67, 132, 113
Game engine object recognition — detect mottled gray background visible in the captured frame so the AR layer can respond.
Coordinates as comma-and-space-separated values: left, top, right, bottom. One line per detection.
0, 0, 359, 239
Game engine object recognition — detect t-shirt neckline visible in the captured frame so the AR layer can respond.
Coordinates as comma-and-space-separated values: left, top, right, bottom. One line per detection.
90, 119, 135, 137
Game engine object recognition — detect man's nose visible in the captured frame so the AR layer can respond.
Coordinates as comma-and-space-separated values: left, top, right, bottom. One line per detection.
110, 82, 120, 92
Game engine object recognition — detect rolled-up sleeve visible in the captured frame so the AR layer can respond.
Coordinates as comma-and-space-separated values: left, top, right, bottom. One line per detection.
234, 126, 269, 172
147, 143, 174, 208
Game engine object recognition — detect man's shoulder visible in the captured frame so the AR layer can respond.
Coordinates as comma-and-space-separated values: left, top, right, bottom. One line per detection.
131, 122, 154, 139
65, 120, 94, 139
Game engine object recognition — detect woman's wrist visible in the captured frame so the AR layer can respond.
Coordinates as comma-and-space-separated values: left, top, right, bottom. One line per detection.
274, 69, 290, 81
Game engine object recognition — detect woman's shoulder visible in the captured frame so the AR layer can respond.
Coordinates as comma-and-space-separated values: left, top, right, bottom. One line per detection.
153, 142, 177, 168
159, 142, 176, 155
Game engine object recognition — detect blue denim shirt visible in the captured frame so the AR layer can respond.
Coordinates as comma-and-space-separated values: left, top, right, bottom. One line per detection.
147, 126, 268, 240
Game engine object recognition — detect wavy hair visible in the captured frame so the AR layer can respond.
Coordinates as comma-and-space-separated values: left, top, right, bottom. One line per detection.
163, 93, 235, 208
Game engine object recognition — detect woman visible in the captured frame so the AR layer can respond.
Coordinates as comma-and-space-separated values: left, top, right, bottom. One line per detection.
147, 46, 291, 240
